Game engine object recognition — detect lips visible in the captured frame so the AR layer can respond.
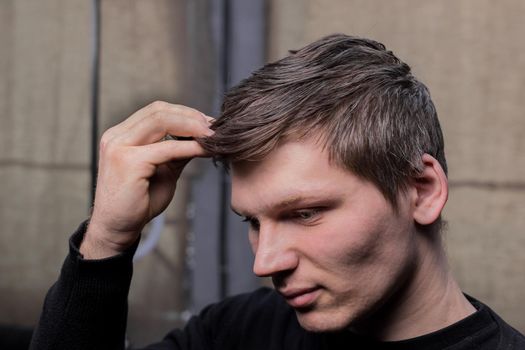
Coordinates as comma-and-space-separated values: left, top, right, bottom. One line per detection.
279, 287, 320, 309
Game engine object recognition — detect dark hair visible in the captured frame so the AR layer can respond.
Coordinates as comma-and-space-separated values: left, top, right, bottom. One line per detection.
200, 34, 447, 210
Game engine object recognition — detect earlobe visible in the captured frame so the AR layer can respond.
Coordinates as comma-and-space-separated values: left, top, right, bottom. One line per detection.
412, 154, 448, 226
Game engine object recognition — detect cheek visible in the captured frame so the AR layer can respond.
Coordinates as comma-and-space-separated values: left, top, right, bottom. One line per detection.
317, 215, 385, 263
305, 209, 412, 278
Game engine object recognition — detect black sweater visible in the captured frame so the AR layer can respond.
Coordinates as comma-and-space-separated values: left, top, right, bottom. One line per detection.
30, 223, 525, 349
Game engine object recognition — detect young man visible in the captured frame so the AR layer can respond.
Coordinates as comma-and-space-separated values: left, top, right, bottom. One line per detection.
31, 35, 525, 349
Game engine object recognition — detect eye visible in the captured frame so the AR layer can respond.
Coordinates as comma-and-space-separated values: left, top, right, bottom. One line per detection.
242, 216, 260, 231
291, 208, 322, 223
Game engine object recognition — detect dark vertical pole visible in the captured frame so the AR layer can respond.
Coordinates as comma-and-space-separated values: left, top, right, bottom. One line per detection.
90, 0, 101, 206
218, 0, 231, 300
223, 0, 266, 297
191, 0, 266, 310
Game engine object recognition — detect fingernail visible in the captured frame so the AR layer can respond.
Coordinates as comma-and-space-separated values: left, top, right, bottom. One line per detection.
204, 128, 215, 136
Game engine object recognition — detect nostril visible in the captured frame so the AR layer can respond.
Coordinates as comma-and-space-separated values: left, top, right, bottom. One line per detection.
271, 271, 292, 288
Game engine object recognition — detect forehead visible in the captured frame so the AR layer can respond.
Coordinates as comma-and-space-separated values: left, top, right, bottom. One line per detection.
231, 139, 332, 188
230, 139, 373, 215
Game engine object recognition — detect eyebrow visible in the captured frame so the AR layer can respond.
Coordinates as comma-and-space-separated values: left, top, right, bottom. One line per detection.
231, 194, 343, 218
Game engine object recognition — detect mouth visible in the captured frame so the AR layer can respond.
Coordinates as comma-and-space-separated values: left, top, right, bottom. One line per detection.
279, 287, 321, 309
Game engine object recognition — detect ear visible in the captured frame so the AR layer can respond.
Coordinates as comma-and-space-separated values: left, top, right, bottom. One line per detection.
412, 154, 448, 225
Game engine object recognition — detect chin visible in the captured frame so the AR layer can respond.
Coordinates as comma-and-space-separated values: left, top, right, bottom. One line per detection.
295, 309, 354, 333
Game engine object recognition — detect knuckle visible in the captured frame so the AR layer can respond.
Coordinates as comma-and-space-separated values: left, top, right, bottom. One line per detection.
100, 139, 117, 159
99, 131, 123, 160
148, 100, 168, 111
149, 111, 168, 134
151, 110, 165, 122
99, 130, 114, 151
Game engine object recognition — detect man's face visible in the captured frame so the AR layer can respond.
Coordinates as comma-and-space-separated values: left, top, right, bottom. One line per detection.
231, 139, 419, 332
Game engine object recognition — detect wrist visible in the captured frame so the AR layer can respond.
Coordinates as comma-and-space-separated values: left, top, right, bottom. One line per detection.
80, 220, 139, 259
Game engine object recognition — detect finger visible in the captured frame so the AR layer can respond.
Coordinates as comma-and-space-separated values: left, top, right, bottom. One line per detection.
204, 115, 216, 124
136, 139, 209, 165
120, 111, 214, 146
128, 101, 209, 128
108, 101, 210, 140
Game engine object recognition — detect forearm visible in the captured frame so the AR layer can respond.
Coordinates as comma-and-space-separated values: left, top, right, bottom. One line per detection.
30, 222, 137, 350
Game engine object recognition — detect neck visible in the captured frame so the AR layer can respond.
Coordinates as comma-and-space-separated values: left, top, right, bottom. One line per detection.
355, 232, 476, 341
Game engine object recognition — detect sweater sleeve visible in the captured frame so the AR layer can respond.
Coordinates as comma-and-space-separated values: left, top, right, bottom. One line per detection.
29, 223, 289, 350
29, 221, 137, 350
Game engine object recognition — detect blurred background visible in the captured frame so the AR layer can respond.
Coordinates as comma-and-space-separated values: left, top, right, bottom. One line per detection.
1, 0, 524, 347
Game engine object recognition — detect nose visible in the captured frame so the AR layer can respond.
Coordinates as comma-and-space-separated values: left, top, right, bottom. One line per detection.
251, 223, 299, 277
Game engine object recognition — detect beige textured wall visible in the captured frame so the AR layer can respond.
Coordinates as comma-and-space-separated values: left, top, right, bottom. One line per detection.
269, 0, 525, 331
0, 2, 214, 346
0, 0, 92, 325
96, 2, 191, 345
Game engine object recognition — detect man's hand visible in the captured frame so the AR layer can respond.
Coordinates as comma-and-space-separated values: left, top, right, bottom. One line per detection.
81, 101, 214, 259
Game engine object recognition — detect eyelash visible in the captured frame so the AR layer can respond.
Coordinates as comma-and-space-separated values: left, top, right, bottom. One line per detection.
242, 216, 260, 231
292, 208, 321, 221
241, 208, 323, 231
